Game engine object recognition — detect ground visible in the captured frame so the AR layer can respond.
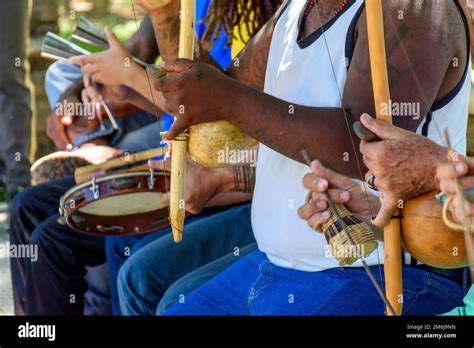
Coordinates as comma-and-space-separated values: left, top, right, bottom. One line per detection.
0, 212, 13, 315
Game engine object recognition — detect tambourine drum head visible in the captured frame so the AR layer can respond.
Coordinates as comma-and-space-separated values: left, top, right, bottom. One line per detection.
62, 171, 171, 236
78, 192, 165, 216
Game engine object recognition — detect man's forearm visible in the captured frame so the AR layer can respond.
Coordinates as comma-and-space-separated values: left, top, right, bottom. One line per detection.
126, 64, 167, 108
225, 83, 364, 178
147, 5, 181, 62
123, 87, 167, 118
218, 164, 257, 194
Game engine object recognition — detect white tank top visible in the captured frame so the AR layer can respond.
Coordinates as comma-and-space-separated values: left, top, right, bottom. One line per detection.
251, 0, 472, 272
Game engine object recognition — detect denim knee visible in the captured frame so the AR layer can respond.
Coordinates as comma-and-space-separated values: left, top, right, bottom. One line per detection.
117, 258, 142, 310
10, 187, 38, 224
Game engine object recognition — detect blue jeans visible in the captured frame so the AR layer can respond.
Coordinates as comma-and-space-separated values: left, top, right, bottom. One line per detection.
118, 204, 255, 316
157, 243, 258, 315
164, 250, 466, 316
106, 213, 215, 315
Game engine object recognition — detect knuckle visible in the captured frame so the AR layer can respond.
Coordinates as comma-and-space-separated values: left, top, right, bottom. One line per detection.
163, 101, 173, 113
371, 149, 384, 162
298, 205, 312, 220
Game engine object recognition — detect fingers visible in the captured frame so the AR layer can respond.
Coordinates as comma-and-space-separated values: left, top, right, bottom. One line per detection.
300, 169, 351, 232
81, 89, 91, 104
310, 160, 356, 190
83, 74, 96, 100
83, 78, 103, 104
298, 200, 328, 219
81, 63, 101, 76
466, 157, 474, 174
436, 161, 468, 181
437, 157, 474, 196
68, 55, 100, 66
104, 26, 120, 47
372, 194, 399, 227
454, 198, 474, 219
160, 59, 194, 74
298, 201, 331, 232
162, 118, 188, 141
302, 172, 328, 192
307, 210, 332, 231
307, 187, 351, 205
440, 176, 474, 196
153, 75, 173, 93
360, 113, 408, 140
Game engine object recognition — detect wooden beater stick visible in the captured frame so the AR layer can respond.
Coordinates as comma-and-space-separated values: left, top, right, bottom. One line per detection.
365, 0, 403, 316
169, 0, 195, 242
74, 147, 168, 183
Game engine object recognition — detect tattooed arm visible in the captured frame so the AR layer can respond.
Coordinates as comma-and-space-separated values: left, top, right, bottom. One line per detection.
125, 15, 160, 63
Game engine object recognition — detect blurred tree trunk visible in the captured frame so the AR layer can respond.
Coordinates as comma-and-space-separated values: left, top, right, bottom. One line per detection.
29, 0, 60, 159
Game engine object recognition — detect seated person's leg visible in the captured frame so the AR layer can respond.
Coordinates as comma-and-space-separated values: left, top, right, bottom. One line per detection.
106, 209, 217, 315
27, 214, 105, 315
106, 234, 146, 316
166, 260, 465, 316
117, 204, 255, 316
9, 176, 75, 314
83, 263, 111, 316
157, 242, 258, 315
251, 265, 464, 316
164, 250, 267, 316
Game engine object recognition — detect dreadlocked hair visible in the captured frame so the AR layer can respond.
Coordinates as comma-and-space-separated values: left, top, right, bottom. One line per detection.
201, 0, 281, 50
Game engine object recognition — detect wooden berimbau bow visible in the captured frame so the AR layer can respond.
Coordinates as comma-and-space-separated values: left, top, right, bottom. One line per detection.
364, 0, 403, 316
169, 0, 196, 242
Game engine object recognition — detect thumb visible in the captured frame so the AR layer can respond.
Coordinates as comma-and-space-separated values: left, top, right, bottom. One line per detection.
464, 156, 474, 175
104, 26, 121, 48
68, 55, 88, 66
162, 118, 188, 141
360, 113, 406, 141
372, 194, 399, 227
311, 160, 355, 191
160, 59, 194, 74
